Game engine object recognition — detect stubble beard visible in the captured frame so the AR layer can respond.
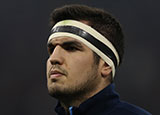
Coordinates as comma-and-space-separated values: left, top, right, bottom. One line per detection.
48, 63, 100, 102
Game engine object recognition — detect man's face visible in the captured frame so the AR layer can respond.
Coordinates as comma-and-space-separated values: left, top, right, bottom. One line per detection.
46, 37, 102, 98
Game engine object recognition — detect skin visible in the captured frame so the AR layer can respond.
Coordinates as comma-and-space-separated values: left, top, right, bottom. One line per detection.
46, 22, 112, 112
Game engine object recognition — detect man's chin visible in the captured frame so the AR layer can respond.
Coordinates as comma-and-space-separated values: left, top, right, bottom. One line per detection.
47, 86, 77, 99
48, 87, 60, 98
47, 86, 67, 98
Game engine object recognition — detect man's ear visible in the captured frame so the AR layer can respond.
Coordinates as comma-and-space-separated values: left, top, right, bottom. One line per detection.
101, 62, 112, 77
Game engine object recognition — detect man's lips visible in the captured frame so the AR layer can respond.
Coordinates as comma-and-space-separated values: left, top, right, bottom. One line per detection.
49, 70, 65, 79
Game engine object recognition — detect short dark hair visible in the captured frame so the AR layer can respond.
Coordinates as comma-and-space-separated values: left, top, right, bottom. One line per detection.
49, 4, 124, 65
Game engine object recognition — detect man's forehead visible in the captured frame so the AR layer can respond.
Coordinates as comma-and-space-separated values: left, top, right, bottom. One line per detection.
48, 37, 84, 46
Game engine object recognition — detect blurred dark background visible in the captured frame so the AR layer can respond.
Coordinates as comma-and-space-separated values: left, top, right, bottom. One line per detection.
0, 0, 159, 115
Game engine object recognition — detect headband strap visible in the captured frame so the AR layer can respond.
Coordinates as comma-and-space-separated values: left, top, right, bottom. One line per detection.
51, 26, 117, 67
48, 20, 119, 77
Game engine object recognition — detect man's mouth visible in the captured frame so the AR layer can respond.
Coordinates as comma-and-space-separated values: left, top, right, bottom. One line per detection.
49, 70, 65, 79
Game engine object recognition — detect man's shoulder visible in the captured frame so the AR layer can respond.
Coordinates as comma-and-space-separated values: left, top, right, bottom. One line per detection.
107, 101, 151, 115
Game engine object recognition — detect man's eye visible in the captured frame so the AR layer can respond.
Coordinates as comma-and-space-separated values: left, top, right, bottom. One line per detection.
65, 46, 79, 51
47, 47, 54, 55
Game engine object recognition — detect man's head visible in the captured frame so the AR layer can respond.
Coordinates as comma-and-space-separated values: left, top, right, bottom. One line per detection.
49, 4, 124, 64
46, 4, 124, 100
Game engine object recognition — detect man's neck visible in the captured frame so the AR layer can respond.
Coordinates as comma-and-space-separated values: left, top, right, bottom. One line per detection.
59, 91, 92, 110
59, 82, 110, 112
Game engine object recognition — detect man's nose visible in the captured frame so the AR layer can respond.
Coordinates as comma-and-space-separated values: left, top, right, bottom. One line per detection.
49, 45, 64, 65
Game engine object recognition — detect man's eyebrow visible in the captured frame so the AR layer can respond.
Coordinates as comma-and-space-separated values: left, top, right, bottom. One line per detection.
47, 40, 84, 49
62, 41, 83, 47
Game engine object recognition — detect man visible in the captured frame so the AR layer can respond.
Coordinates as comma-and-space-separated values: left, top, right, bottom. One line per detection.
46, 4, 151, 115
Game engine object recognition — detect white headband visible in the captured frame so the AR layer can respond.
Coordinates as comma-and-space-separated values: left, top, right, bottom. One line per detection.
48, 20, 119, 78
